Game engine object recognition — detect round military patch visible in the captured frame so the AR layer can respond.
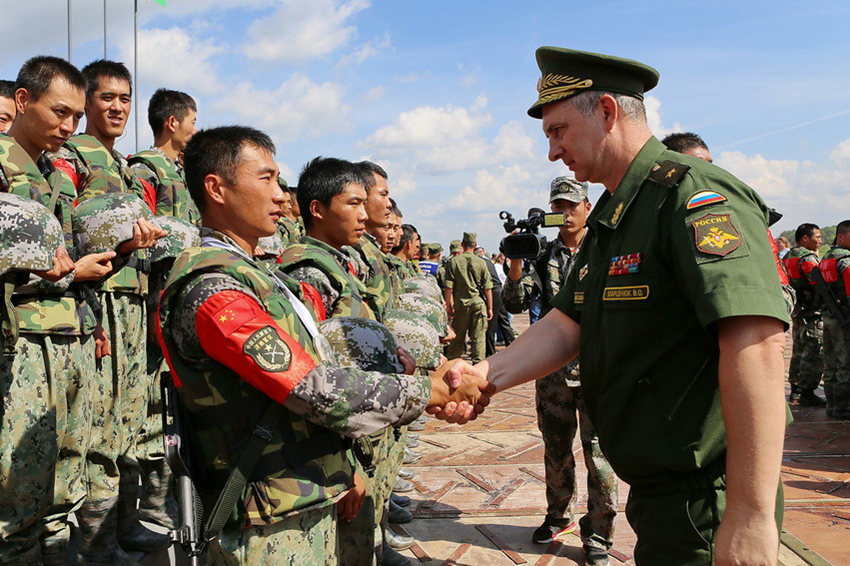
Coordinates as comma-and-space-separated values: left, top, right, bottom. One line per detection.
242, 325, 292, 372
692, 212, 741, 256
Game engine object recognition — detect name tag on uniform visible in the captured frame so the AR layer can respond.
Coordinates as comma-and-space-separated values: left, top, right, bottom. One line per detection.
602, 285, 650, 301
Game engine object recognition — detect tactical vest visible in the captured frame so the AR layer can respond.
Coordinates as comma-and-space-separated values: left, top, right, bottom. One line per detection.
159, 245, 352, 526
0, 135, 88, 335
128, 149, 200, 225
352, 234, 395, 316
280, 238, 379, 320
784, 246, 819, 315
65, 135, 148, 295
819, 246, 850, 319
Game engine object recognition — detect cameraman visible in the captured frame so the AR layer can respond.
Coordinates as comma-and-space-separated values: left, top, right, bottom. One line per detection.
502, 177, 617, 560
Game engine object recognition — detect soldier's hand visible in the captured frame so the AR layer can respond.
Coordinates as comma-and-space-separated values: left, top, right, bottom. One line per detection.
440, 326, 456, 344
337, 472, 366, 522
714, 507, 779, 566
426, 359, 493, 424
486, 307, 494, 321
74, 250, 116, 281
33, 246, 75, 282
94, 324, 111, 359
397, 347, 416, 375
117, 218, 168, 253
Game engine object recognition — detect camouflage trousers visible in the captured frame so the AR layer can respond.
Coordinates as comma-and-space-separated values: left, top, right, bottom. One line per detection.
207, 503, 339, 565
446, 300, 487, 363
789, 315, 823, 390
0, 333, 91, 564
535, 376, 617, 550
85, 292, 148, 501
822, 315, 850, 386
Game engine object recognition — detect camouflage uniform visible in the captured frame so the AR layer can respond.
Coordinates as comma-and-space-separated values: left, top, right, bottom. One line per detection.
444, 251, 492, 363
0, 138, 97, 564
784, 246, 824, 393
159, 230, 429, 564
818, 246, 850, 418
128, 147, 200, 225
502, 235, 617, 550
350, 233, 396, 316
56, 134, 154, 561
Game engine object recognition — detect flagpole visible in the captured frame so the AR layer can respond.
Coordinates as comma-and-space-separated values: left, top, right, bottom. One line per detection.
103, 0, 107, 58
134, 0, 139, 152
67, 0, 72, 63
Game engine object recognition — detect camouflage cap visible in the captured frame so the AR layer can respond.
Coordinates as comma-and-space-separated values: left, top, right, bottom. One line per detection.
431, 243, 443, 254
549, 176, 588, 203
402, 276, 443, 304
384, 309, 441, 370
420, 243, 433, 256
461, 232, 476, 246
150, 215, 200, 264
528, 46, 660, 119
0, 193, 64, 277
73, 192, 153, 255
395, 292, 448, 337
449, 240, 461, 253
318, 316, 404, 373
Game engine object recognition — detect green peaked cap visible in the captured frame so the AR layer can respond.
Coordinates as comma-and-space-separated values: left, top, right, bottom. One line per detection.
528, 46, 660, 119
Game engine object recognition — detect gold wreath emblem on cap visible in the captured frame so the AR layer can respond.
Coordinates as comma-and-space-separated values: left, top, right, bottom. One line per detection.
535, 74, 594, 106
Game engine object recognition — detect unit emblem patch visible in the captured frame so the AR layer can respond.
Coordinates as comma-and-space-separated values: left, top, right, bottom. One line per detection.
692, 213, 741, 256
243, 325, 292, 372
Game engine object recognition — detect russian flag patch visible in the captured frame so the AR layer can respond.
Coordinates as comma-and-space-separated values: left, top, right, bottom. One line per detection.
686, 191, 726, 210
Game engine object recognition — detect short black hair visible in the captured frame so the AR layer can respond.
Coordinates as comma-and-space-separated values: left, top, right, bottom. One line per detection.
835, 220, 850, 245
15, 56, 86, 101
661, 132, 709, 154
183, 125, 276, 212
355, 160, 388, 193
0, 80, 15, 100
80, 59, 132, 99
392, 224, 417, 254
795, 223, 820, 244
297, 157, 369, 228
148, 88, 196, 137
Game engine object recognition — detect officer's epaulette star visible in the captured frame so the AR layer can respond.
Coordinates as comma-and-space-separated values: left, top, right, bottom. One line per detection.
649, 160, 690, 188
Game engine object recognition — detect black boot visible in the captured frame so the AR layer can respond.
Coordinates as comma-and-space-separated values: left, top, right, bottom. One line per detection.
798, 389, 827, 407
831, 383, 850, 419
788, 384, 801, 402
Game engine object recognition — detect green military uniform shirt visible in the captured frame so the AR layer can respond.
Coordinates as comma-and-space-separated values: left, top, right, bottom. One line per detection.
552, 136, 788, 487
444, 251, 493, 306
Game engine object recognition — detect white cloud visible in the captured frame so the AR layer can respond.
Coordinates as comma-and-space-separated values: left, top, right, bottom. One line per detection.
364, 101, 492, 149
829, 138, 850, 165
395, 72, 421, 83
363, 86, 386, 102
241, 0, 370, 62
337, 32, 392, 67
644, 95, 682, 139
212, 72, 350, 143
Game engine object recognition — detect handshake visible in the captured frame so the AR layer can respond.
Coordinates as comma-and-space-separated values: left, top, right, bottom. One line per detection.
425, 359, 494, 424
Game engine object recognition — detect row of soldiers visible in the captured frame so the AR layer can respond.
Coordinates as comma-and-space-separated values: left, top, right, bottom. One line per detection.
1, 54, 481, 566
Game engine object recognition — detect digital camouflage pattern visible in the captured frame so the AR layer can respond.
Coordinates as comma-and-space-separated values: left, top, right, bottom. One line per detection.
821, 246, 850, 389
535, 377, 617, 551
350, 233, 395, 318
403, 275, 443, 304
395, 292, 448, 338
72, 192, 153, 256
160, 232, 428, 528
279, 236, 379, 320
149, 215, 200, 264
318, 317, 404, 374
785, 246, 824, 391
0, 193, 62, 277
128, 148, 200, 225
384, 309, 441, 369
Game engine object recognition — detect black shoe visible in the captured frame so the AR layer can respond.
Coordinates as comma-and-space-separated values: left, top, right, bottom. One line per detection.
388, 499, 413, 524
391, 493, 412, 507
382, 542, 411, 566
798, 389, 827, 407
788, 385, 801, 402
584, 546, 610, 566
532, 520, 576, 544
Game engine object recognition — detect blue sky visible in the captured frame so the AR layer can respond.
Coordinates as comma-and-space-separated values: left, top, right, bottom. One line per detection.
2, 0, 849, 253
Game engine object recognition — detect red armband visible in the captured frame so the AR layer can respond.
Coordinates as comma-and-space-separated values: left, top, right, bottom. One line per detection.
195, 290, 317, 405
53, 158, 79, 190
820, 258, 838, 283
299, 282, 326, 321
783, 257, 801, 279
139, 178, 157, 213
768, 230, 789, 285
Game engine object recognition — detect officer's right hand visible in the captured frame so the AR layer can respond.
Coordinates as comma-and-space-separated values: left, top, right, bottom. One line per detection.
33, 246, 75, 282
117, 218, 168, 253
426, 359, 493, 424
74, 250, 116, 281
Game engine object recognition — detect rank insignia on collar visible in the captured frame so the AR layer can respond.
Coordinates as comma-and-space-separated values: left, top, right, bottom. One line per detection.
579, 264, 589, 280
611, 202, 624, 224
608, 253, 642, 276
686, 190, 727, 210
692, 213, 741, 256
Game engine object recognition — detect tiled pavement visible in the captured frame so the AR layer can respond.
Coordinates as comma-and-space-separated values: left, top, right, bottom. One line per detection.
395, 316, 849, 566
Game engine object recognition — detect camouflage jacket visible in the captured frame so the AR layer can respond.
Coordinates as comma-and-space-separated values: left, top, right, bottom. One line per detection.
279, 236, 379, 320
128, 147, 200, 225
783, 246, 821, 318
819, 246, 850, 321
350, 233, 395, 317
502, 236, 580, 385
0, 134, 95, 335
159, 230, 428, 526
55, 135, 149, 295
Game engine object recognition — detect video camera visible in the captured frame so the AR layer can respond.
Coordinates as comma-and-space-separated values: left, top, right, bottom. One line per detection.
498, 208, 566, 260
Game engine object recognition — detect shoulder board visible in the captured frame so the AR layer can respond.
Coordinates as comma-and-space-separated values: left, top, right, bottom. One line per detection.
648, 160, 690, 188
